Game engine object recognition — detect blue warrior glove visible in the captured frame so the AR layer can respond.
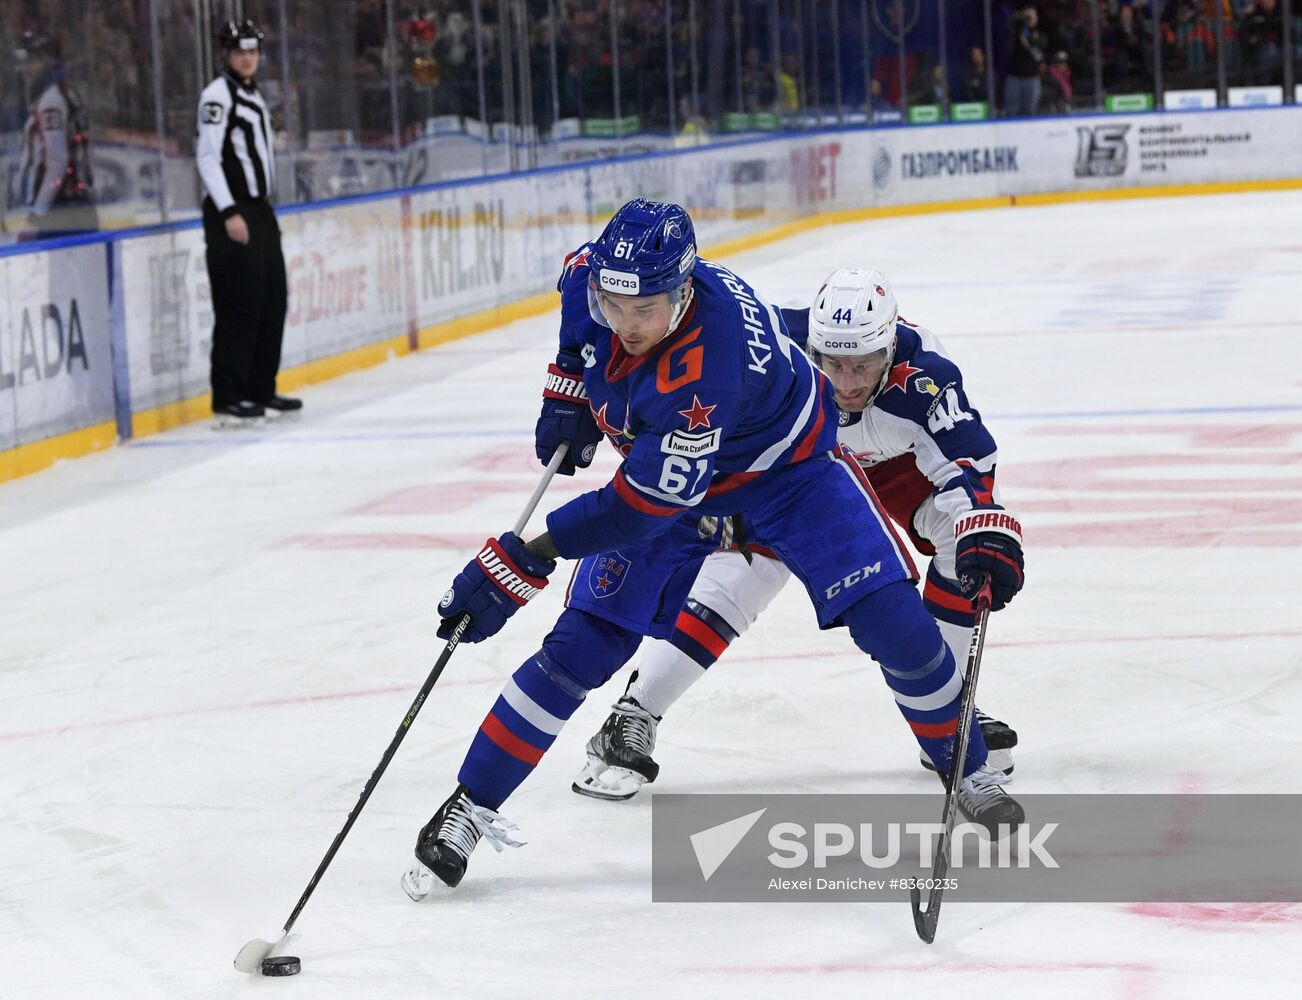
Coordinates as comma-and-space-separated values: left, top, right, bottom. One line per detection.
437, 532, 556, 643
954, 507, 1025, 612
535, 350, 601, 476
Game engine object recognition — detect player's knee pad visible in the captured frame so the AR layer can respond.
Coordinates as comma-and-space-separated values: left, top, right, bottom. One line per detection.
842, 579, 946, 672
539, 607, 644, 694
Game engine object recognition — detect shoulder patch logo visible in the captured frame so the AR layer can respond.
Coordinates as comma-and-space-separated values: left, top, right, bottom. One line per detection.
915, 376, 941, 396
203, 102, 224, 124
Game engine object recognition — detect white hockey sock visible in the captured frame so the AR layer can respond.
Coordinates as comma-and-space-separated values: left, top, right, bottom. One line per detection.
626, 641, 708, 719
936, 617, 975, 680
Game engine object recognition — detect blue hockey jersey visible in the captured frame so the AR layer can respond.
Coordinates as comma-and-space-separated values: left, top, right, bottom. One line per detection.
545, 252, 839, 559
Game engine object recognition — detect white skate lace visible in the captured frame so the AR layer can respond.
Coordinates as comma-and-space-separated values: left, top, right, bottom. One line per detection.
611, 698, 658, 756
442, 797, 525, 859
960, 764, 1011, 806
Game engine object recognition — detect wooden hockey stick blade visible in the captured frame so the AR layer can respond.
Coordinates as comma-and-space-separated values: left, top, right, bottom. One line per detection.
234, 933, 285, 973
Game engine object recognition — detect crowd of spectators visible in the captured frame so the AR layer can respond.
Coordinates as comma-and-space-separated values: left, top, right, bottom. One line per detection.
3, 0, 1298, 229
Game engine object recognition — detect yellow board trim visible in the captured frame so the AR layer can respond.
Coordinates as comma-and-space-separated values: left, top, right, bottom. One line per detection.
0, 420, 117, 485
5, 176, 1300, 484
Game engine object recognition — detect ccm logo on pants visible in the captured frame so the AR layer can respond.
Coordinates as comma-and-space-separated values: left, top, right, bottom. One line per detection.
825, 561, 882, 600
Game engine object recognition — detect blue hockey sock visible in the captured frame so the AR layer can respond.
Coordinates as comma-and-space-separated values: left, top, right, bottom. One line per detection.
841, 580, 987, 778
457, 652, 586, 810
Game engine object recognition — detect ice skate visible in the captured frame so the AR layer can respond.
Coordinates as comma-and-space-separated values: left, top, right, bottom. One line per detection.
262, 395, 303, 420
922, 709, 1016, 775
211, 401, 265, 429
571, 697, 660, 801
401, 785, 523, 900
953, 762, 1025, 837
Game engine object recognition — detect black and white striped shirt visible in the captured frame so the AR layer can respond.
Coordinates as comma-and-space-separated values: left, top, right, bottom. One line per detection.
195, 70, 275, 215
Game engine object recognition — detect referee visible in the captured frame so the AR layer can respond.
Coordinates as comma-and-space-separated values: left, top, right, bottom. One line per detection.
196, 19, 299, 425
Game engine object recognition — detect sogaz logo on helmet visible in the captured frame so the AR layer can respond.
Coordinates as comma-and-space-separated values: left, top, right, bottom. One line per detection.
678, 246, 696, 273
821, 339, 862, 351
599, 269, 640, 293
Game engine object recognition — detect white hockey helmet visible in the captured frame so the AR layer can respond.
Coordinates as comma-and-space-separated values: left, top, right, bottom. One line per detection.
808, 267, 898, 357
807, 267, 899, 409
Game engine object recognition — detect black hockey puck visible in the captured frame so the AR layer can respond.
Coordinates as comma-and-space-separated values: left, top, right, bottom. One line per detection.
261, 955, 301, 977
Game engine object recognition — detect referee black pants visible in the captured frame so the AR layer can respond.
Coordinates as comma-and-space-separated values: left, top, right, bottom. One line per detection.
203, 197, 288, 409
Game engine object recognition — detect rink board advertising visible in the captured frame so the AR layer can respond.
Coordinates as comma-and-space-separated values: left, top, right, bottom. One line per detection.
0, 244, 114, 451
651, 794, 1302, 903
2, 106, 1299, 472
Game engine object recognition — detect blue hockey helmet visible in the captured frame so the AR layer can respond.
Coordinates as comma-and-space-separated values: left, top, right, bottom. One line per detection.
586, 199, 697, 331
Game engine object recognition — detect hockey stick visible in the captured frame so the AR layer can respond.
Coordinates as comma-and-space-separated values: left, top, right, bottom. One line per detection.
909, 574, 993, 944
235, 443, 570, 973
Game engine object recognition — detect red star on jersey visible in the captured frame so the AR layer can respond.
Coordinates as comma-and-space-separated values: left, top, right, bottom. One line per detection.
595, 574, 612, 590
592, 401, 622, 437
881, 360, 922, 395
677, 394, 717, 431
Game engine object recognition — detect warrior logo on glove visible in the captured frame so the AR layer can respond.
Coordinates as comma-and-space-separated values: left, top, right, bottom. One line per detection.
954, 506, 1025, 612
437, 532, 556, 643
475, 542, 546, 604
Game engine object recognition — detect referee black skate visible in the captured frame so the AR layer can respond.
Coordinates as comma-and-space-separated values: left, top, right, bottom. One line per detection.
196, 19, 299, 427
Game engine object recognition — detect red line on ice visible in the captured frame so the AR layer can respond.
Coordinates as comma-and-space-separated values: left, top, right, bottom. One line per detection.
0, 675, 500, 742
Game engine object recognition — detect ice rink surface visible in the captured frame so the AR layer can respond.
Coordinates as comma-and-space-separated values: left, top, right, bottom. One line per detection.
2, 190, 1300, 999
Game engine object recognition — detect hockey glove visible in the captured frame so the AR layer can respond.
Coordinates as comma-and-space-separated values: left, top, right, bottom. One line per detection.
535, 351, 602, 476
954, 507, 1025, 612
437, 532, 556, 643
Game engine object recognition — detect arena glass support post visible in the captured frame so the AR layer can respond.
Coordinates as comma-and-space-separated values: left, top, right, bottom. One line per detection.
732, 0, 743, 119
984, 0, 997, 114
514, 0, 536, 171
936, 0, 950, 122
1152, 0, 1164, 110
688, 0, 701, 119
1283, 0, 1295, 104
667, 0, 678, 136
861, 0, 873, 121
610, 0, 623, 157
384, 0, 403, 181
793, 0, 807, 123
548, 0, 561, 141
471, 0, 489, 176
897, 4, 907, 123
275, 0, 297, 203
832, 0, 844, 125
808, 1, 821, 117
498, 0, 518, 174
146, 0, 170, 225
1089, 0, 1104, 112
772, 0, 783, 125
1212, 0, 1227, 105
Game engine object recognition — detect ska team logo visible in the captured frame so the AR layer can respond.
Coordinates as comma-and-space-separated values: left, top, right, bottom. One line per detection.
1075, 125, 1130, 178
589, 552, 631, 599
